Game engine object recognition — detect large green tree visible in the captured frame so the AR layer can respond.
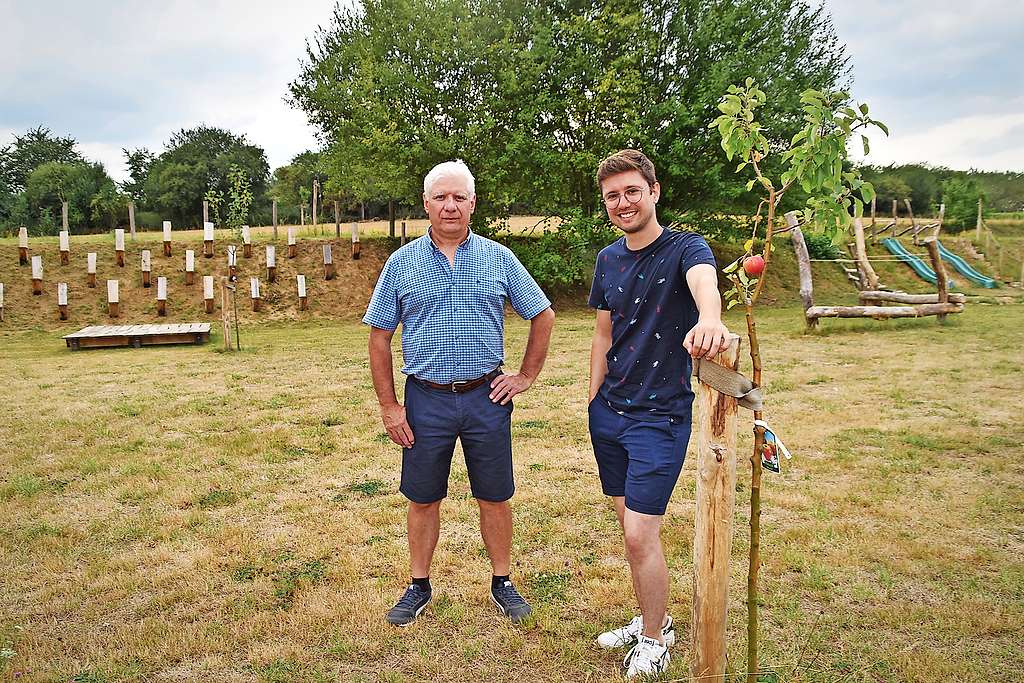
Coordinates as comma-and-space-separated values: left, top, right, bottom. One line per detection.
23, 161, 118, 234
289, 0, 848, 227
0, 126, 85, 228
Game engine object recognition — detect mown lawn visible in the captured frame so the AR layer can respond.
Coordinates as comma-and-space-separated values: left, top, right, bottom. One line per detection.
1, 305, 1022, 682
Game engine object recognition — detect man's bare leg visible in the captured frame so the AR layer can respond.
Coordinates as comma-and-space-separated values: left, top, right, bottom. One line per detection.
477, 499, 512, 575
619, 501, 669, 642
408, 500, 442, 578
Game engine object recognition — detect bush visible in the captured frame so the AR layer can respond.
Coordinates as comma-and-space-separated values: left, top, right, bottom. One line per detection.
803, 231, 842, 260
941, 176, 983, 233
501, 211, 618, 293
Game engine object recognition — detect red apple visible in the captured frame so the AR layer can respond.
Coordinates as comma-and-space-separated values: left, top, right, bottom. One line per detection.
743, 254, 765, 277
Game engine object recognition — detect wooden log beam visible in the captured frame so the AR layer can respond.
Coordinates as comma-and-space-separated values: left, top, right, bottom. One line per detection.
690, 334, 741, 681
788, 219, 816, 328
853, 218, 879, 291
858, 291, 965, 304
806, 303, 963, 319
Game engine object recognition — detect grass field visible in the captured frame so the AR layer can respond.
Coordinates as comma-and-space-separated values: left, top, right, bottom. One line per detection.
1, 303, 1022, 682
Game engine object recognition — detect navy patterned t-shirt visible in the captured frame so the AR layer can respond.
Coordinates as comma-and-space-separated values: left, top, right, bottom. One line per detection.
588, 227, 717, 422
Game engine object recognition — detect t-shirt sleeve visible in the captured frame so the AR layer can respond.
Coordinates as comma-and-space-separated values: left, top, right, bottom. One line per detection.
678, 234, 718, 277
362, 254, 401, 330
588, 253, 609, 310
503, 247, 552, 320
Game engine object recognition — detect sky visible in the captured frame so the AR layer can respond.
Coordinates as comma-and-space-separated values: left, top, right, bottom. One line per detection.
1, 0, 1021, 182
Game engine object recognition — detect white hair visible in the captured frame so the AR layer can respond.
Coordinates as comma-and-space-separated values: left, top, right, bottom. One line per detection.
423, 160, 475, 196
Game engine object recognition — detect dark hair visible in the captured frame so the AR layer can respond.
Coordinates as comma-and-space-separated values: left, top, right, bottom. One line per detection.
596, 149, 657, 188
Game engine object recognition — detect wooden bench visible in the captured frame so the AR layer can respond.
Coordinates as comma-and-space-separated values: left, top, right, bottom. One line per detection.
63, 323, 211, 350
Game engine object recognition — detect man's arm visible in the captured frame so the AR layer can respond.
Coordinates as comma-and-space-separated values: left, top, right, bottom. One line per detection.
488, 307, 555, 405
589, 309, 612, 403
683, 263, 730, 359
369, 326, 415, 448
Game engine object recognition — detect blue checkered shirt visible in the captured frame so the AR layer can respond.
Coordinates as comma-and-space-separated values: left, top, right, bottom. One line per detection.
363, 230, 552, 384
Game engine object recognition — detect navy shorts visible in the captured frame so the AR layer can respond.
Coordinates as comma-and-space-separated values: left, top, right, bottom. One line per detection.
588, 397, 691, 515
400, 375, 514, 504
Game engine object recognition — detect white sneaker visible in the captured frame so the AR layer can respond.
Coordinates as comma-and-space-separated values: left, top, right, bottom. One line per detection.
597, 615, 675, 649
624, 635, 670, 678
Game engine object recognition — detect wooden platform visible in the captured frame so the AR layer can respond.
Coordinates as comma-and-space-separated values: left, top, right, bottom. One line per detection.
63, 323, 211, 350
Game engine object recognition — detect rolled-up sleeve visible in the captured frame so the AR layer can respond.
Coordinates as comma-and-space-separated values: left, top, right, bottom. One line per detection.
502, 247, 551, 320
362, 255, 401, 330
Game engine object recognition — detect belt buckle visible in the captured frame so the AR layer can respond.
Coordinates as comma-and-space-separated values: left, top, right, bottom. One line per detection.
451, 380, 469, 393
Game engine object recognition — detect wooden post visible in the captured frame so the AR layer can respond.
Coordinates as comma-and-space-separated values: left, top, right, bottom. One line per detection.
933, 203, 946, 240
351, 221, 360, 260
203, 222, 214, 258
904, 199, 919, 244
301, 205, 306, 227
62, 201, 69, 232
0, 283, 4, 322
203, 200, 209, 225
852, 218, 879, 291
250, 276, 261, 312
59, 230, 70, 265
297, 274, 308, 310
31, 255, 43, 295
220, 277, 232, 350
869, 196, 877, 244
203, 275, 214, 313
312, 178, 319, 234
976, 197, 983, 241
691, 334, 741, 681
242, 225, 252, 257
323, 244, 335, 280
227, 245, 238, 279
18, 227, 28, 265
922, 236, 949, 321
185, 249, 196, 285
163, 221, 172, 256
57, 282, 68, 320
788, 215, 816, 329
141, 249, 152, 288
107, 279, 119, 318
287, 227, 297, 258
128, 201, 136, 240
156, 277, 167, 316
87, 252, 97, 288
388, 199, 396, 237
401, 220, 407, 246
115, 229, 125, 267
334, 200, 340, 238
272, 199, 278, 240
266, 245, 277, 282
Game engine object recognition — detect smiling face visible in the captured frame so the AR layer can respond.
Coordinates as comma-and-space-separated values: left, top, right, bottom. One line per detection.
600, 170, 660, 235
423, 174, 476, 241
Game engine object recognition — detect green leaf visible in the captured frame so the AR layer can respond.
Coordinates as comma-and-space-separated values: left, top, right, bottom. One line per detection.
727, 299, 739, 310
744, 239, 754, 252
859, 102, 869, 115
861, 136, 870, 156
745, 179, 756, 191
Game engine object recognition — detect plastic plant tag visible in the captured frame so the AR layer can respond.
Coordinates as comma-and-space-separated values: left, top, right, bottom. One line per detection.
754, 419, 792, 473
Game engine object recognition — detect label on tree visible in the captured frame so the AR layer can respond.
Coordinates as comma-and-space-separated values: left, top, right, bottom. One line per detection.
59, 231, 69, 251
266, 245, 276, 267
163, 221, 172, 241
31, 256, 42, 279
204, 222, 215, 241
250, 277, 260, 298
203, 275, 214, 299
227, 245, 237, 266
87, 252, 97, 273
297, 274, 306, 298
18, 227, 28, 248
157, 277, 167, 300
288, 228, 296, 245
185, 250, 195, 271
57, 282, 68, 306
115, 229, 125, 251
323, 244, 333, 264
141, 250, 151, 271
107, 280, 119, 303
242, 226, 251, 244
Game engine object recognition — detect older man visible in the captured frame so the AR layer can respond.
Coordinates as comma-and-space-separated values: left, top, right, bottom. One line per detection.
364, 160, 555, 626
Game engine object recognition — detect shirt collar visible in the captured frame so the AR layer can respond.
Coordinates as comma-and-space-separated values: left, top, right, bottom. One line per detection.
426, 226, 474, 251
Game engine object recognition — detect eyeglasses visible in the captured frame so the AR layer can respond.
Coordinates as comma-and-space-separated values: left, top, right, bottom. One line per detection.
428, 192, 472, 204
601, 187, 650, 207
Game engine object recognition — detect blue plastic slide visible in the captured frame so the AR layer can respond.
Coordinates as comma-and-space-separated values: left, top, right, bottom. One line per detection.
937, 241, 998, 288
881, 238, 956, 288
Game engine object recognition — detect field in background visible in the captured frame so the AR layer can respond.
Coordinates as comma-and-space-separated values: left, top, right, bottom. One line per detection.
1, 305, 1022, 682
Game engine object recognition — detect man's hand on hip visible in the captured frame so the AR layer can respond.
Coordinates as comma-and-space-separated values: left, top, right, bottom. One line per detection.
489, 373, 533, 405
380, 402, 415, 448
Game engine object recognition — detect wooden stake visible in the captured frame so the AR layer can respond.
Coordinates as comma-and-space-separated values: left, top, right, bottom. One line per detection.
934, 203, 946, 240
62, 201, 69, 232
266, 245, 277, 282
141, 249, 152, 287
351, 221, 360, 260
31, 255, 43, 295
250, 277, 261, 311
852, 218, 879, 291
312, 178, 319, 233
297, 274, 308, 310
691, 334, 741, 682
157, 277, 167, 316
227, 245, 237, 279
59, 230, 70, 265
203, 275, 214, 313
869, 196, 877, 245
242, 225, 252, 257
789, 219, 816, 328
185, 249, 195, 285
128, 201, 136, 240
323, 244, 335, 280
203, 199, 209, 225
87, 252, 97, 288
220, 277, 232, 350
288, 227, 297, 258
272, 198, 278, 240
904, 198, 920, 244
18, 227, 28, 265
388, 199, 396, 236
115, 228, 125, 267
401, 220, 407, 245
107, 279, 119, 318
163, 221, 172, 256
334, 200, 340, 238
57, 282, 68, 320
203, 222, 214, 258
976, 197, 983, 241
0, 283, 4, 322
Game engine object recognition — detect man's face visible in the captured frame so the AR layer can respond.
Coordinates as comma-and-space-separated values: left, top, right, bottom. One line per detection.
423, 175, 476, 237
600, 170, 660, 234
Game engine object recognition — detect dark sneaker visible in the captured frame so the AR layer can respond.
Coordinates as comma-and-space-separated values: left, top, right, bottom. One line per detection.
490, 579, 532, 622
386, 584, 432, 626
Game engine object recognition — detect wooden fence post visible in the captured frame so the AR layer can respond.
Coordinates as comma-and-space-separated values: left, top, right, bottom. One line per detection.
323, 244, 335, 280
141, 249, 152, 288
87, 253, 97, 288
288, 227, 297, 258
351, 221, 360, 260
185, 249, 195, 285
203, 275, 214, 313
401, 220, 407, 246
869, 196, 877, 244
62, 201, 69, 233
242, 225, 252, 258
115, 228, 125, 267
272, 199, 278, 240
227, 245, 237, 279
250, 277, 261, 311
59, 230, 70, 265
297, 274, 308, 310
128, 201, 136, 240
388, 199, 395, 236
107, 280, 119, 318
690, 334, 741, 682
312, 178, 319, 234
18, 227, 28, 265
203, 200, 209, 225
31, 256, 43, 295
923, 236, 949, 321
976, 197, 983, 241
220, 277, 232, 351
852, 218, 879, 291
334, 200, 340, 238
0, 283, 4, 322
266, 245, 277, 282
163, 221, 172, 256
203, 222, 214, 258
57, 282, 68, 320
156, 277, 167, 316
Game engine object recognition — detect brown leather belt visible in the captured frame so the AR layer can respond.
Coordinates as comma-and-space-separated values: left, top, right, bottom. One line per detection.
413, 368, 503, 393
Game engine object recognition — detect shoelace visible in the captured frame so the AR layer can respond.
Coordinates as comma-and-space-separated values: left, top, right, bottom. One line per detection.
623, 639, 665, 669
395, 586, 428, 610
493, 582, 527, 607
